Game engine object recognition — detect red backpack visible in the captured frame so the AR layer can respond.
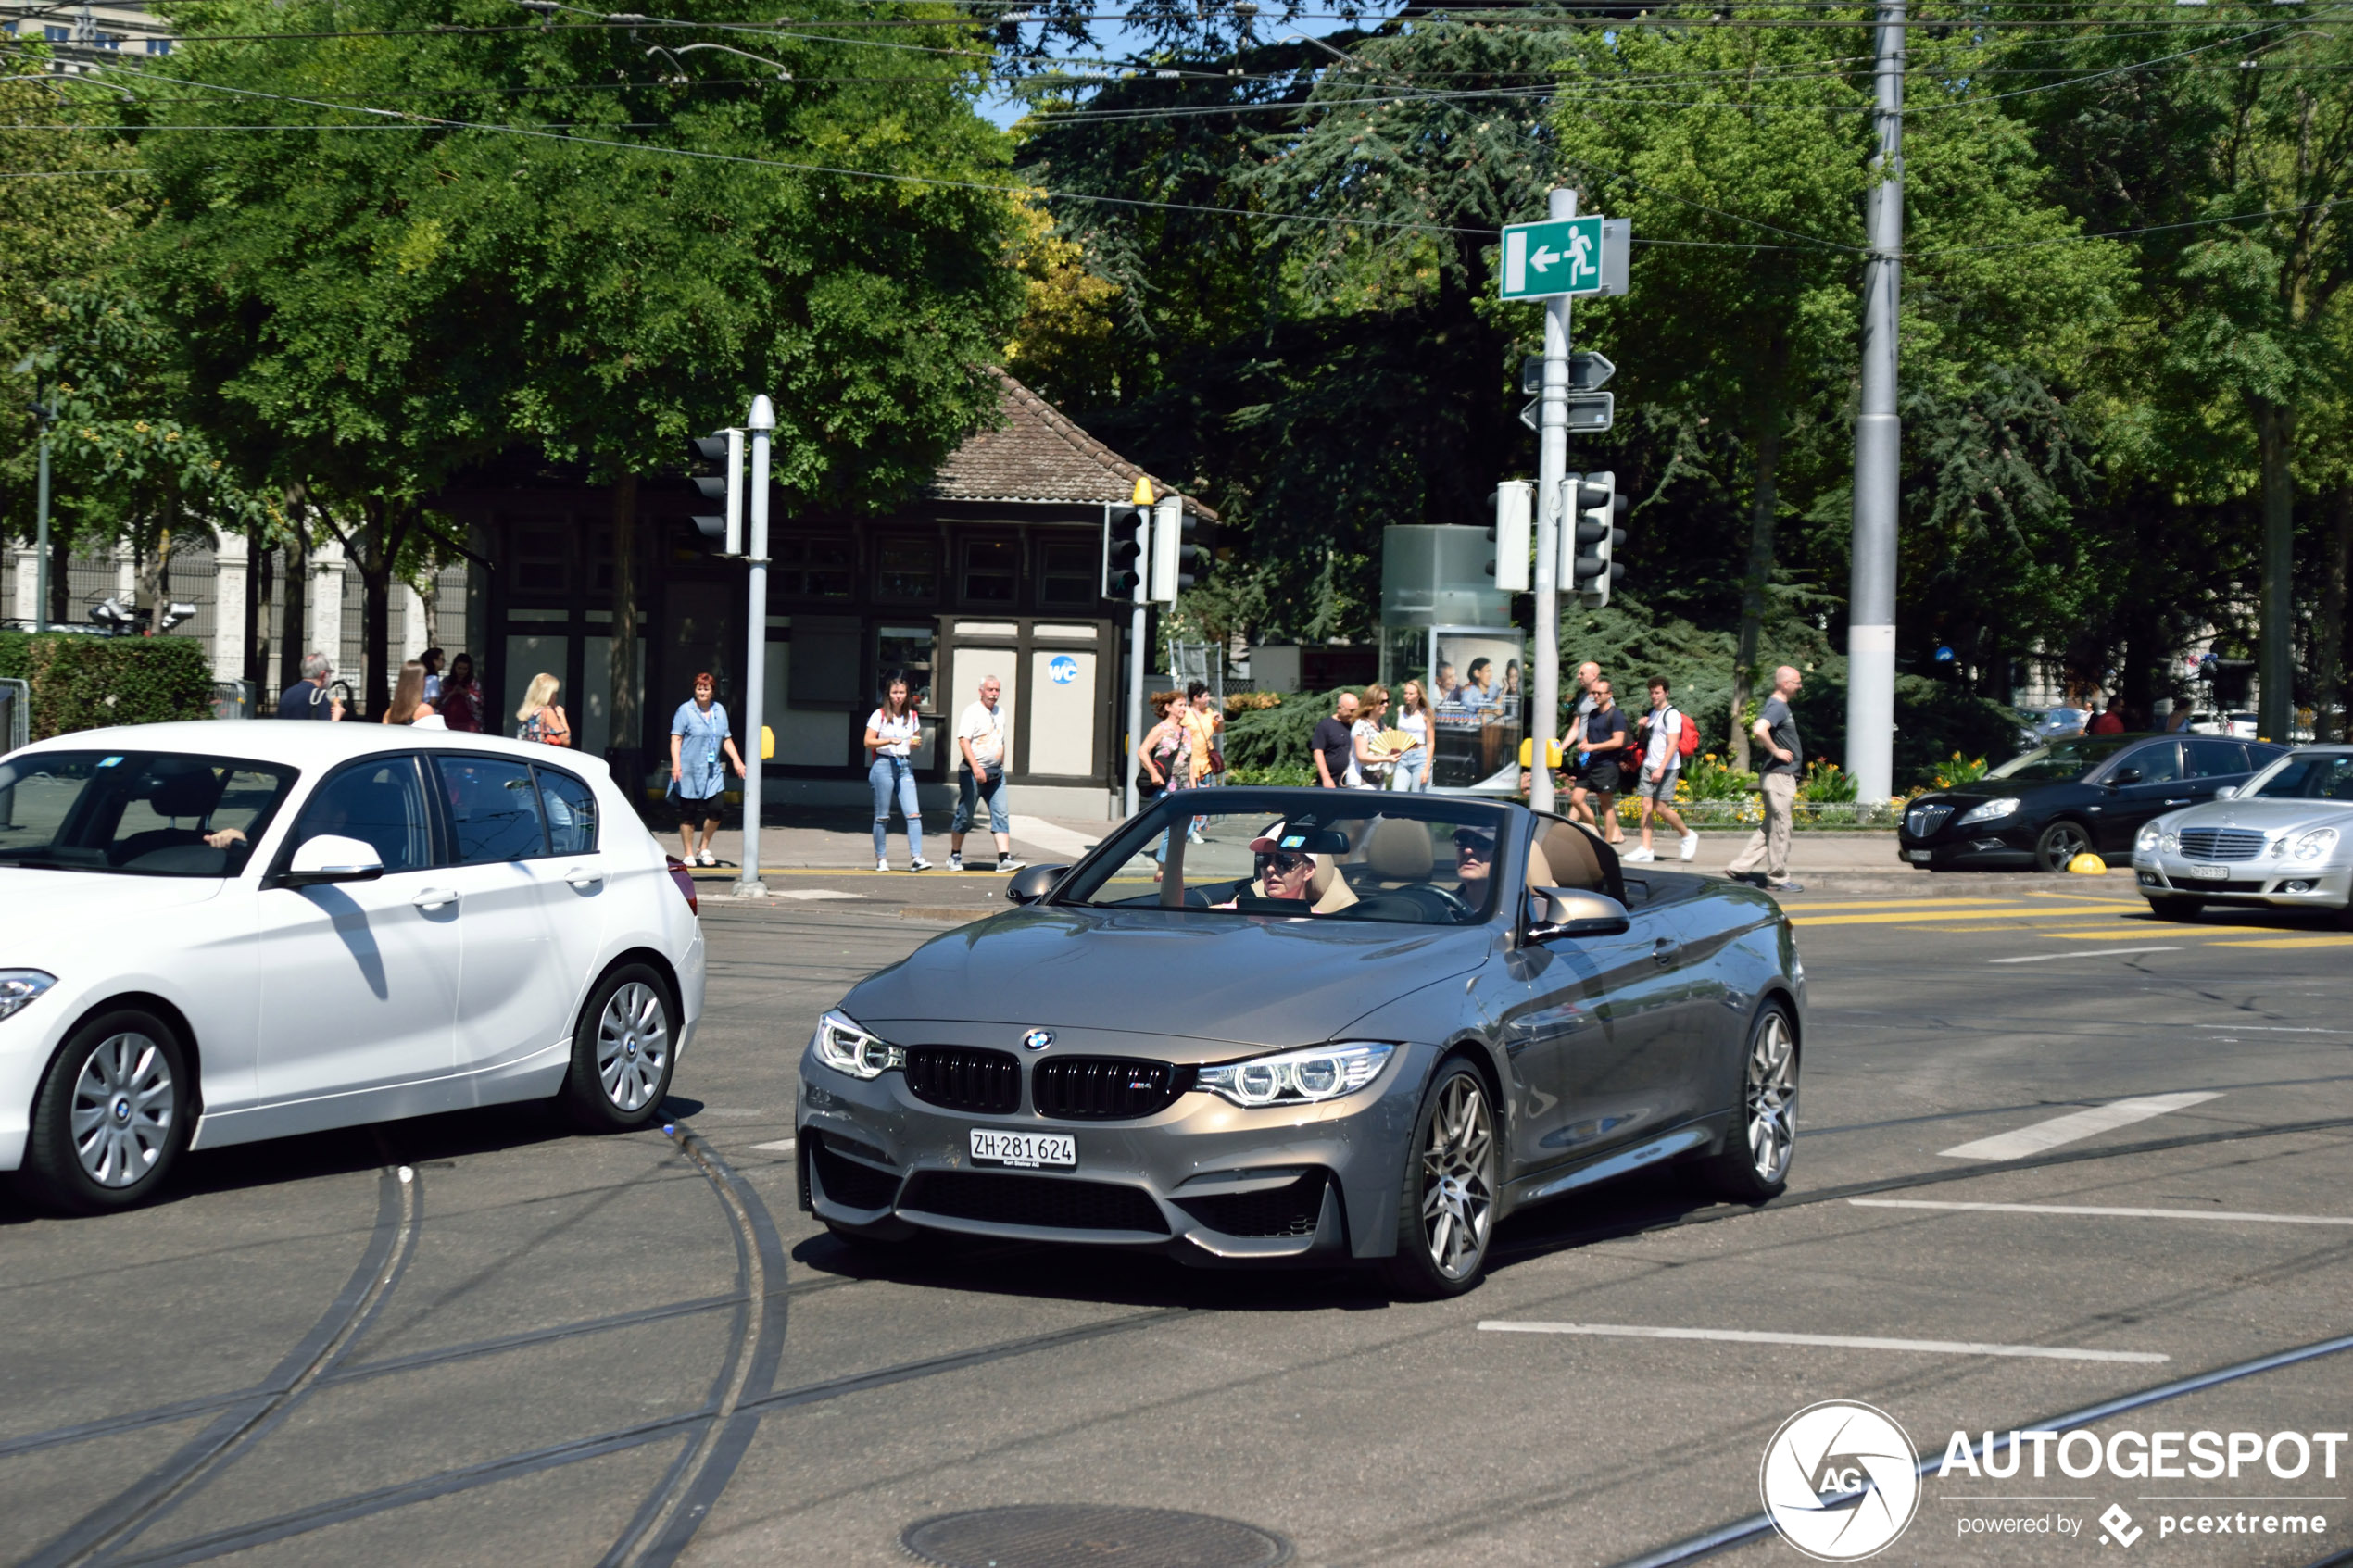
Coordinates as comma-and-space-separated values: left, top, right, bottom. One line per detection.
1671, 707, 1701, 759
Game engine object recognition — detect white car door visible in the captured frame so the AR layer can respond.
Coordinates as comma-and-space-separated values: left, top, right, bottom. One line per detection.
253, 753, 460, 1110
428, 753, 582, 1084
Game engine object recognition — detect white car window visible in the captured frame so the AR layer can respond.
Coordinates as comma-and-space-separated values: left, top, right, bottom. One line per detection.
435, 756, 548, 864
290, 758, 432, 873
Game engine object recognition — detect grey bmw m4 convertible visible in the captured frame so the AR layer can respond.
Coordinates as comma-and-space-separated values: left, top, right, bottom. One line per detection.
797, 788, 1803, 1298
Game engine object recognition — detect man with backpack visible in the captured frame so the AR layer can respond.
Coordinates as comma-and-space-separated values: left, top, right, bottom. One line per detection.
1625, 675, 1702, 862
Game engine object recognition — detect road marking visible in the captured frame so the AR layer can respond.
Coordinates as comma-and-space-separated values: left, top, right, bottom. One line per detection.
774, 888, 867, 902
1476, 1322, 2167, 1363
1775, 897, 2020, 913
2212, 935, 2353, 948
1851, 1198, 2353, 1227
1987, 947, 2180, 963
749, 1138, 798, 1154
1793, 904, 2133, 927
2193, 1023, 2352, 1034
1938, 1091, 2221, 1160
1009, 814, 1100, 859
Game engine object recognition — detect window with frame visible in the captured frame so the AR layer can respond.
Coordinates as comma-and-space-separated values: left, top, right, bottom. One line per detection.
293, 758, 433, 875
775, 536, 854, 600
1038, 539, 1097, 608
962, 538, 1019, 604
510, 522, 570, 596
875, 537, 939, 602
537, 766, 599, 854
434, 756, 548, 863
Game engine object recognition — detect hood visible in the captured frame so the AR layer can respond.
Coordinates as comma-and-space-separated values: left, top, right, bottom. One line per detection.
0, 869, 225, 962
840, 905, 1494, 1055
2163, 796, 2353, 835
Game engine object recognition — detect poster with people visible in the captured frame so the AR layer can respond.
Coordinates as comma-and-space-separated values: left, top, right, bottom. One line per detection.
1428, 631, 1524, 792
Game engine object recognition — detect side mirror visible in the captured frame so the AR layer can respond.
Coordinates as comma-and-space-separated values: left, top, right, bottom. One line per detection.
282, 834, 384, 887
2108, 767, 2142, 785
1006, 863, 1068, 906
2214, 785, 2236, 800
1527, 886, 1631, 942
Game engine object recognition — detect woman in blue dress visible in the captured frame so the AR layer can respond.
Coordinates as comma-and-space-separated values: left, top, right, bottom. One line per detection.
668, 672, 747, 866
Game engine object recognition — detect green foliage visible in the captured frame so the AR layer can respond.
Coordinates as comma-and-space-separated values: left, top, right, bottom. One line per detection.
1934, 753, 1994, 789
1680, 750, 1757, 802
1218, 686, 1360, 773
0, 633, 217, 740
1798, 760, 1857, 804
1224, 761, 1316, 787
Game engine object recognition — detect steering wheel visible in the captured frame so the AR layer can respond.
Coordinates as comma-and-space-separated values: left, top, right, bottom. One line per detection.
1410, 883, 1472, 919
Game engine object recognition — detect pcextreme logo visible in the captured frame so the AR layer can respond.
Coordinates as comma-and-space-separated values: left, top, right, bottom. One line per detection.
1760, 1401, 1923, 1561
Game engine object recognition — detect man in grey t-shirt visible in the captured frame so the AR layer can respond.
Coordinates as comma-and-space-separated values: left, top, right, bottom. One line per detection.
1727, 665, 1805, 891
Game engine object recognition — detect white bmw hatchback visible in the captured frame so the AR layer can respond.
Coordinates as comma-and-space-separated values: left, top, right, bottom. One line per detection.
0, 721, 706, 1212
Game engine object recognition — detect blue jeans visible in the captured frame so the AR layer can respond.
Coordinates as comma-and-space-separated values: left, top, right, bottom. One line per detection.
1388, 747, 1429, 791
953, 767, 1010, 836
869, 757, 923, 859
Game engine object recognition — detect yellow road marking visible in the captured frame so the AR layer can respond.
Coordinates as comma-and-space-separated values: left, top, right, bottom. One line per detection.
2209, 935, 2353, 948
1792, 904, 2140, 926
1778, 897, 2019, 913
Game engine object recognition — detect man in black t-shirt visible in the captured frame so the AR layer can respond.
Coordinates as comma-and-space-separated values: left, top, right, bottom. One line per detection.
1727, 664, 1805, 891
276, 652, 344, 721
1568, 679, 1630, 843
1312, 691, 1360, 788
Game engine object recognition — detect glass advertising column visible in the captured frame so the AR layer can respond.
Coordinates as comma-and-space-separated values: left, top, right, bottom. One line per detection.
1378, 527, 1525, 795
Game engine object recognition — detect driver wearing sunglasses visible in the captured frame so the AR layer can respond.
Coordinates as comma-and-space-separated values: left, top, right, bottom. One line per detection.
1453, 826, 1496, 891
1213, 824, 1321, 909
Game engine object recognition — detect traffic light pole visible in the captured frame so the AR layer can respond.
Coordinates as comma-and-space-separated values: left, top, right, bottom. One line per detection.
1126, 555, 1146, 820
1847, 0, 1906, 809
1530, 186, 1576, 815
735, 395, 774, 898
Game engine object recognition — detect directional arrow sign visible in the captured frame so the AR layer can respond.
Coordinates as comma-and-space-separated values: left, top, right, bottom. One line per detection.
1568, 350, 1615, 392
1565, 392, 1615, 432
1500, 215, 1606, 300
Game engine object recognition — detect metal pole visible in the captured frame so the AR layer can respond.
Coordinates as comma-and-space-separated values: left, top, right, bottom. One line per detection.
735, 394, 774, 897
33, 383, 51, 634
1126, 507, 1147, 819
1530, 187, 1575, 814
1847, 0, 1905, 808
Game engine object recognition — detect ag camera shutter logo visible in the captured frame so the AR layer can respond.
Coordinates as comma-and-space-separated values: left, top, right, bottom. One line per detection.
1760, 1400, 1922, 1561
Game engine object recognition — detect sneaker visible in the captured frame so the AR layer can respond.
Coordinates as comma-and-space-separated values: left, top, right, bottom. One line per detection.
1726, 871, 1766, 887
876, 858, 890, 873
1765, 878, 1804, 893
947, 853, 963, 872
1622, 846, 1656, 862
909, 856, 933, 872
1679, 832, 1701, 861
698, 851, 717, 867
996, 855, 1026, 872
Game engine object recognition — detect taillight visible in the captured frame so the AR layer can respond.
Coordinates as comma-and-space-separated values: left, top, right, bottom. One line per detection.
665, 855, 699, 915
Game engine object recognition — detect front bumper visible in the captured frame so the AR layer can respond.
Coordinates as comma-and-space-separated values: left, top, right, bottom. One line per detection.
797, 1039, 1432, 1265
1895, 824, 2037, 869
2132, 855, 2353, 909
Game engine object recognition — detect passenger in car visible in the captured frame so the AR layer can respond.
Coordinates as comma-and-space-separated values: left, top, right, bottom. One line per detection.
1453, 826, 1495, 894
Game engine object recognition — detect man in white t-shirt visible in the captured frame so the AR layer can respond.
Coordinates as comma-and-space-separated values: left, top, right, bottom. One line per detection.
949, 675, 1026, 873
1625, 674, 1701, 862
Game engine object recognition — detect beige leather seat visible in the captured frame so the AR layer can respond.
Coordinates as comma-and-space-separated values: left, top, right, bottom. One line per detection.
1536, 822, 1606, 893
1311, 857, 1359, 913
1362, 816, 1436, 883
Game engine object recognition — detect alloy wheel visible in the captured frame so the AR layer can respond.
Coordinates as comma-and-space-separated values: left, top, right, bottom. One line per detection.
1745, 1012, 1798, 1185
1418, 1073, 1495, 1281
597, 982, 671, 1112
69, 1033, 175, 1189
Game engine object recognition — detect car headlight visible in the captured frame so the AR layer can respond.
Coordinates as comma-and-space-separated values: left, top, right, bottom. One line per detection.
2160, 832, 2179, 855
0, 970, 56, 1023
1956, 797, 2020, 827
1196, 1042, 1395, 1108
2293, 828, 2339, 862
2136, 826, 2160, 853
812, 1010, 903, 1080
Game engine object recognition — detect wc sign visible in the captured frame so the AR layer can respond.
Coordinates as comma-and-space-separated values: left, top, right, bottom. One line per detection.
1048, 656, 1079, 685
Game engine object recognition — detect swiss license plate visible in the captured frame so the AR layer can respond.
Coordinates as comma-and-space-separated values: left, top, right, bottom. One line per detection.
970, 1128, 1076, 1170
1906, 850, 1933, 863
2186, 863, 2230, 881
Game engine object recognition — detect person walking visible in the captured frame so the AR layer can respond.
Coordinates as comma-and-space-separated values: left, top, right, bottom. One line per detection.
2088, 697, 2126, 735
420, 647, 446, 705
1625, 676, 1700, 862
669, 672, 747, 867
1312, 691, 1360, 788
1350, 684, 1395, 788
1137, 691, 1188, 802
382, 661, 443, 727
516, 673, 572, 746
864, 671, 930, 871
276, 653, 345, 721
1568, 677, 1629, 843
1726, 665, 1806, 892
437, 653, 482, 732
1390, 679, 1434, 792
950, 674, 1025, 873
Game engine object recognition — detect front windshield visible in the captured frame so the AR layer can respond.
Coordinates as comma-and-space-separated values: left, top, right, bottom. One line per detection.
1057, 791, 1507, 925
0, 751, 297, 877
1984, 736, 2134, 784
2243, 750, 2353, 802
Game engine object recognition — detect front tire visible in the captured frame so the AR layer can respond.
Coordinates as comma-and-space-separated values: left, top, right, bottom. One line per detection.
2033, 820, 2095, 873
1694, 1004, 1797, 1204
19, 1009, 190, 1214
559, 964, 677, 1132
2146, 896, 2205, 922
1378, 1060, 1498, 1299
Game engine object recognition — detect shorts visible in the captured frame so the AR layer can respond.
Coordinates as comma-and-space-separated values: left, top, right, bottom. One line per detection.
1638, 765, 1680, 802
675, 793, 724, 829
1579, 759, 1622, 796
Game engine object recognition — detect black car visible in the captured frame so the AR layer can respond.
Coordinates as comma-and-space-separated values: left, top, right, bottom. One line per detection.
1896, 733, 2287, 873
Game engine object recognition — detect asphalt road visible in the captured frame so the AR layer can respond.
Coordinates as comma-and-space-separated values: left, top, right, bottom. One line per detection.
4, 876, 2349, 1568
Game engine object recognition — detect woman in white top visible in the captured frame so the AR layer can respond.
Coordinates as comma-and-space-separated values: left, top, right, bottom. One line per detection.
1349, 684, 1394, 788
1389, 678, 1433, 791
863, 671, 930, 871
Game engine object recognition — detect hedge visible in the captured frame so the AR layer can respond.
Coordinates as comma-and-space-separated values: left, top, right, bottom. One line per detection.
0, 632, 219, 744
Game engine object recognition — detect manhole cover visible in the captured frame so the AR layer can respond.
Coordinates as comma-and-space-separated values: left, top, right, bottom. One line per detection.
901, 1505, 1291, 1568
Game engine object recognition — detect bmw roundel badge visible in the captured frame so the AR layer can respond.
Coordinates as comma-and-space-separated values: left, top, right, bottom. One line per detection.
1022, 1029, 1054, 1051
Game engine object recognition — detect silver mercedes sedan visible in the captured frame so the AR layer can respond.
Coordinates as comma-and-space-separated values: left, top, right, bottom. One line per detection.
2132, 745, 2353, 922
794, 789, 1804, 1298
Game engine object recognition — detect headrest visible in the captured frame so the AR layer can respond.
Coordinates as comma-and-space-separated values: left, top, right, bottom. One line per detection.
1311, 858, 1359, 913
146, 765, 225, 820
1539, 822, 1607, 893
1362, 816, 1436, 881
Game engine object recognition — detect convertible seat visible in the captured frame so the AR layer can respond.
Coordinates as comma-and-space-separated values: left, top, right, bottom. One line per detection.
1537, 822, 1606, 893
1311, 857, 1359, 913
1361, 816, 1436, 882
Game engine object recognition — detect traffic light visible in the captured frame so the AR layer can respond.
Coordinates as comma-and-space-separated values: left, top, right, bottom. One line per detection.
1564, 470, 1626, 608
1150, 494, 1202, 602
1104, 478, 1151, 598
687, 429, 744, 555
1486, 480, 1533, 593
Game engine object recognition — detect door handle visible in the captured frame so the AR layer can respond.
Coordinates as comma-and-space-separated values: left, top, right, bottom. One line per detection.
1652, 937, 1681, 966
563, 864, 603, 888
2165, 798, 2190, 807
412, 887, 459, 911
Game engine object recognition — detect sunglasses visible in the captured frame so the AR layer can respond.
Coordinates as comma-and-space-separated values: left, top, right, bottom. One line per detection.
1255, 851, 1313, 877
1453, 838, 1493, 858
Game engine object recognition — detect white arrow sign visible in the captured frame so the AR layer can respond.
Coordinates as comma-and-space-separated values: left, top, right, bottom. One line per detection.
1529, 245, 1560, 274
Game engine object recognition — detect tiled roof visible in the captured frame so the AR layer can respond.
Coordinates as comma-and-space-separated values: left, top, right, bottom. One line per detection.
930, 369, 1217, 520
